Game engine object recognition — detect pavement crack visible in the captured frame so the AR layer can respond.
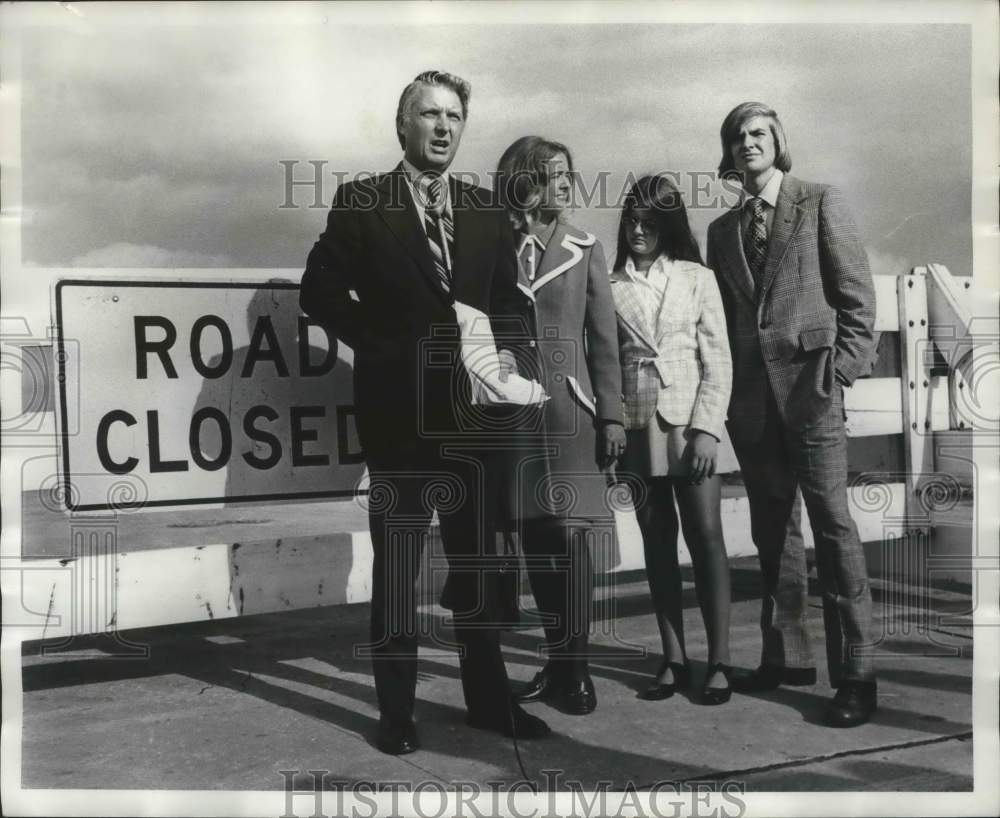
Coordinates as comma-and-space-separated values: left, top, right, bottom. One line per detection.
662, 730, 973, 787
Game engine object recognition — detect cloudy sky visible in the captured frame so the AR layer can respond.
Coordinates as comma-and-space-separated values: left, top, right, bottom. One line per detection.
13, 4, 975, 279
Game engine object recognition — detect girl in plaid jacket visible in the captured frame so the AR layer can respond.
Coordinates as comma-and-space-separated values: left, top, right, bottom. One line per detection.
611, 174, 735, 705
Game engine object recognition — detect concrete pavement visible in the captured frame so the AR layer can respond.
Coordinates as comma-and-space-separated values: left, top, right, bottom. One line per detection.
18, 557, 973, 793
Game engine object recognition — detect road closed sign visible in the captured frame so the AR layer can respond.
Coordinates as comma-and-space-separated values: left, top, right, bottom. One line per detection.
55, 279, 365, 510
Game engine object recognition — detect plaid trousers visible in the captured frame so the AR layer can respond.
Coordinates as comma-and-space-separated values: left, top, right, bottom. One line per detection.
732, 383, 875, 684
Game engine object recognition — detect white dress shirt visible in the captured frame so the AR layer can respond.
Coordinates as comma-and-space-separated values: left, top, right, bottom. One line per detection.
401, 157, 452, 231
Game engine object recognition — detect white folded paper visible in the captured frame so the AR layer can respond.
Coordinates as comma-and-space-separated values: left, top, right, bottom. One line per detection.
453, 301, 549, 406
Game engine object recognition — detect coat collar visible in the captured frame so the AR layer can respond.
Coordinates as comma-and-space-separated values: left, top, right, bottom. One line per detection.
714, 173, 808, 306
713, 206, 756, 306
756, 173, 808, 302
610, 257, 697, 351
530, 222, 596, 292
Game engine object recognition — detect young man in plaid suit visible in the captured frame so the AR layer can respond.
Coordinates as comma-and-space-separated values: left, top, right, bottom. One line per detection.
706, 102, 878, 727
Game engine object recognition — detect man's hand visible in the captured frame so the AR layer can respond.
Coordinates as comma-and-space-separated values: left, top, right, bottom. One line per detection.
601, 422, 626, 469
684, 430, 718, 485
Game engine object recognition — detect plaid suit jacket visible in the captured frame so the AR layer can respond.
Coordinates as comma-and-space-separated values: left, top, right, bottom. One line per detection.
706, 174, 875, 442
610, 259, 732, 440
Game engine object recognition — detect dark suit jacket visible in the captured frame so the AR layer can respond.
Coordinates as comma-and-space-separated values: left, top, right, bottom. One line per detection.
706, 174, 875, 442
300, 165, 524, 461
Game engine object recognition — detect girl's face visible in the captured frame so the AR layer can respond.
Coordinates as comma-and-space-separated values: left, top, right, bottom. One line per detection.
540, 152, 573, 216
624, 207, 659, 260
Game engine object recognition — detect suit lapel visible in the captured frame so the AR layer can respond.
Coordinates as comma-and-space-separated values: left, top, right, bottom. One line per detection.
653, 263, 690, 344
610, 272, 658, 353
449, 175, 478, 297
374, 165, 450, 303
716, 208, 756, 306
532, 223, 591, 292
758, 174, 806, 303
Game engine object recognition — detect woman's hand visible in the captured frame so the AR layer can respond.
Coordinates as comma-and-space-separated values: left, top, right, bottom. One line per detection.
601, 422, 627, 469
684, 430, 718, 485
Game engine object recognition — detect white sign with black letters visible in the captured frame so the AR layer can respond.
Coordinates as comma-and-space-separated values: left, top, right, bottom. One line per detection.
55, 279, 364, 510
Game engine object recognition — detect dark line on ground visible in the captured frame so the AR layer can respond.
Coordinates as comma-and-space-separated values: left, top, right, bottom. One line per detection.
639, 730, 973, 788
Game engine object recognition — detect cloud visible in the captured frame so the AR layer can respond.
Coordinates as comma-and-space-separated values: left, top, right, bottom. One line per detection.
68, 242, 234, 268
865, 247, 913, 278
14, 14, 972, 280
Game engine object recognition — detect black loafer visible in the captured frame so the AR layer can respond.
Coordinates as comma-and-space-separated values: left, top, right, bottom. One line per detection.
376, 719, 419, 755
732, 664, 816, 692
782, 666, 818, 686
512, 664, 562, 703
554, 675, 597, 715
824, 681, 877, 728
467, 702, 552, 739
639, 660, 691, 701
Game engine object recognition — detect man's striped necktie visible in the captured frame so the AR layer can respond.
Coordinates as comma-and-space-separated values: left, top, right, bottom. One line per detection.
424, 176, 453, 295
743, 196, 768, 284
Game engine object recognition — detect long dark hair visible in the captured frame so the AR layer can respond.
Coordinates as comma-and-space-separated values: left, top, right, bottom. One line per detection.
613, 174, 702, 271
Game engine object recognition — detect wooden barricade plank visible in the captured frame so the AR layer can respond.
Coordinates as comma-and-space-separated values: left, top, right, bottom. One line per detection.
897, 268, 933, 529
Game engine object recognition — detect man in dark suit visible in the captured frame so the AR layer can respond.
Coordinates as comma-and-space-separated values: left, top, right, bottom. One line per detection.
706, 101, 878, 727
300, 70, 549, 754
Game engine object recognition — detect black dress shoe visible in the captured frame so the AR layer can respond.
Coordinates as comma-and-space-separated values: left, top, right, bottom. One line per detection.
824, 681, 877, 727
376, 719, 419, 755
512, 664, 562, 703
639, 660, 691, 701
782, 666, 817, 686
700, 662, 733, 706
467, 702, 552, 739
731, 664, 817, 692
554, 675, 596, 715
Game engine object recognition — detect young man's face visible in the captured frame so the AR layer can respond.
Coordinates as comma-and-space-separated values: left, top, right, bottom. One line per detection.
730, 115, 777, 178
400, 84, 466, 173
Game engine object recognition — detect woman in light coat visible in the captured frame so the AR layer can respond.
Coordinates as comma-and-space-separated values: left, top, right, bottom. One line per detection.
611, 174, 735, 705
496, 136, 625, 716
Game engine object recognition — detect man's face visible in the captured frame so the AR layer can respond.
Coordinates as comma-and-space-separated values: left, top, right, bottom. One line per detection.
730, 115, 777, 177
400, 84, 465, 173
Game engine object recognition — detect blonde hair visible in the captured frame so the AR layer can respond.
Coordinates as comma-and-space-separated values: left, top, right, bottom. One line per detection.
496, 135, 574, 231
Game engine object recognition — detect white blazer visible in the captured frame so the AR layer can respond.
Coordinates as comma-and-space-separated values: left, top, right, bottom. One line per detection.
610, 257, 732, 439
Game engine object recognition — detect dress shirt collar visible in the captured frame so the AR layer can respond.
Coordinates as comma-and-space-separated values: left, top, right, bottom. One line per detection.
740, 168, 783, 209
623, 253, 670, 283
517, 217, 556, 259
401, 157, 451, 214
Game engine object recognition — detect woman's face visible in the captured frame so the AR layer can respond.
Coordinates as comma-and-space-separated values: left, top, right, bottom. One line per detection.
624, 207, 660, 260
541, 152, 573, 215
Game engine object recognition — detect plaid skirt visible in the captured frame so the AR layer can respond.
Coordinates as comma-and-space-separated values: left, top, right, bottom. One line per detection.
622, 413, 739, 478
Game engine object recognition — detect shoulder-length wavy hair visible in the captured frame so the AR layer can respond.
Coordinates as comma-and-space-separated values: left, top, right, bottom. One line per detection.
495, 136, 573, 231
613, 174, 702, 271
717, 101, 792, 179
